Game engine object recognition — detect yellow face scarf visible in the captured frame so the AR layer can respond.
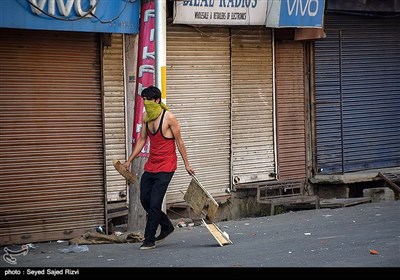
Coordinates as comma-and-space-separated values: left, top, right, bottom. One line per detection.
144, 100, 169, 122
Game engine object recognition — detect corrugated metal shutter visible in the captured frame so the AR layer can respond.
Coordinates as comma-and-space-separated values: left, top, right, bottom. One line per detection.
231, 27, 275, 184
314, 14, 400, 174
166, 25, 231, 203
0, 29, 104, 245
314, 28, 342, 174
103, 34, 128, 202
275, 40, 307, 180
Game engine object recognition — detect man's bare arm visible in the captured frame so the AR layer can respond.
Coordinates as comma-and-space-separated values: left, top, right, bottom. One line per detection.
168, 113, 195, 175
123, 115, 148, 169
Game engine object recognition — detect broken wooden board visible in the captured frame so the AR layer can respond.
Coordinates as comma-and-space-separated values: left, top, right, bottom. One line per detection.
202, 219, 233, 246
183, 175, 219, 221
112, 160, 137, 184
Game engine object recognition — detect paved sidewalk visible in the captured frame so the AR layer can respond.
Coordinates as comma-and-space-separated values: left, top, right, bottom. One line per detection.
1, 200, 399, 273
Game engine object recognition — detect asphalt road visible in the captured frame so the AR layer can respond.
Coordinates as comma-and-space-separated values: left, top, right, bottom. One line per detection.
1, 200, 399, 275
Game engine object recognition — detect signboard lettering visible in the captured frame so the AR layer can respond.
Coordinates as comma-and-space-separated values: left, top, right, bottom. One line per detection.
28, 0, 97, 18
0, 0, 140, 34
174, 0, 267, 25
268, 0, 325, 28
174, 0, 325, 28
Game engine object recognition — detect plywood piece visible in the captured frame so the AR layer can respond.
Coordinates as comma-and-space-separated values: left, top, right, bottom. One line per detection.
202, 219, 233, 246
184, 175, 219, 221
113, 160, 137, 184
207, 203, 218, 221
184, 177, 209, 216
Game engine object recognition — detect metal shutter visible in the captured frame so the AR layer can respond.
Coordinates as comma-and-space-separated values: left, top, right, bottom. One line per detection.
103, 34, 128, 202
314, 14, 400, 174
166, 25, 231, 203
231, 27, 275, 184
0, 29, 104, 245
275, 40, 308, 180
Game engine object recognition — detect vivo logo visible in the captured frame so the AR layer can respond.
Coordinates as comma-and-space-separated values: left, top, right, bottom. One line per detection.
287, 0, 319, 17
28, 0, 97, 17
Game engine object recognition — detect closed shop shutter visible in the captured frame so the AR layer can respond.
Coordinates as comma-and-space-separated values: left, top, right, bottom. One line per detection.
231, 27, 275, 184
166, 25, 231, 203
314, 14, 400, 174
0, 29, 104, 245
275, 40, 307, 180
103, 34, 128, 202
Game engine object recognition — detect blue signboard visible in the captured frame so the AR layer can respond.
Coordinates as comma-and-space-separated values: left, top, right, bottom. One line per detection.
279, 0, 325, 28
0, 0, 140, 34
265, 0, 325, 28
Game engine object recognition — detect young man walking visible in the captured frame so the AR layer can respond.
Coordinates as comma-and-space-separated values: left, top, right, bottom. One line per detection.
123, 86, 194, 250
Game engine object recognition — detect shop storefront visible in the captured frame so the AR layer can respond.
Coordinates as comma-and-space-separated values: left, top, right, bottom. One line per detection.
165, 0, 325, 203
313, 13, 400, 174
0, 0, 139, 245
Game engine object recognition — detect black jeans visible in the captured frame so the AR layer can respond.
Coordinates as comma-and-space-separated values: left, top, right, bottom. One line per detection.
140, 171, 174, 243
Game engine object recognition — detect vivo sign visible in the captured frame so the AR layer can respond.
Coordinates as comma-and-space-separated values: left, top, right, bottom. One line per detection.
0, 0, 140, 34
28, 0, 98, 17
266, 0, 325, 28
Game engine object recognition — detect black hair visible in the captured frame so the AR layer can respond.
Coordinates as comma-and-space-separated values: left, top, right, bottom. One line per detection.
141, 86, 161, 101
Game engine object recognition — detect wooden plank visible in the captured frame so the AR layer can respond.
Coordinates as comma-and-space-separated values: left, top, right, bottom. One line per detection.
107, 208, 129, 219
183, 178, 209, 216
184, 175, 219, 221
319, 197, 371, 208
378, 172, 400, 194
184, 176, 233, 246
259, 195, 318, 205
207, 203, 219, 221
113, 160, 137, 184
202, 219, 233, 246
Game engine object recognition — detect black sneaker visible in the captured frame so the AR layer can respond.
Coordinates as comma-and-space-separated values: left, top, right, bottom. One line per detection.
155, 227, 174, 243
140, 241, 156, 250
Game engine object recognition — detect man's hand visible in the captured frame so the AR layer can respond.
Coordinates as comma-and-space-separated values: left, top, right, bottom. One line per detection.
122, 161, 131, 170
185, 164, 195, 176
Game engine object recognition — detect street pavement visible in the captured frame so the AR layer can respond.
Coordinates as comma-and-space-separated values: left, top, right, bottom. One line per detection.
1, 200, 399, 275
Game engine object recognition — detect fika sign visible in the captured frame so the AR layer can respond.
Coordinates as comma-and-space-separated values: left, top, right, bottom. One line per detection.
266, 0, 325, 28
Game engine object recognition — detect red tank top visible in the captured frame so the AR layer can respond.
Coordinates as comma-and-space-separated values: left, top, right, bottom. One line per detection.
144, 110, 177, 173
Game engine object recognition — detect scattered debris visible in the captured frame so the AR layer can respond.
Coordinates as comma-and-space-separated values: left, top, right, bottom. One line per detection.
26, 243, 37, 249
177, 221, 187, 228
69, 231, 143, 245
369, 249, 380, 255
96, 225, 106, 234
60, 245, 89, 253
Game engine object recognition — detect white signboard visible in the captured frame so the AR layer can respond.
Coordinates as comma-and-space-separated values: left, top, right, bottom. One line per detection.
173, 0, 268, 25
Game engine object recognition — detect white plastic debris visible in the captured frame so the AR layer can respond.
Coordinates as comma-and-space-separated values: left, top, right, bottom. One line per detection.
60, 244, 89, 253
222, 231, 230, 240
26, 243, 37, 249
